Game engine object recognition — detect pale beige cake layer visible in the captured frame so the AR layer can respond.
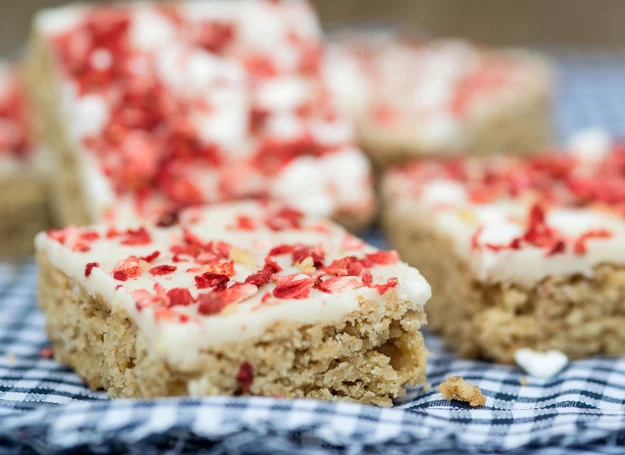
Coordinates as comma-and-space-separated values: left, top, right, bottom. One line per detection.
362, 88, 551, 168
0, 177, 50, 257
37, 252, 428, 406
383, 207, 625, 364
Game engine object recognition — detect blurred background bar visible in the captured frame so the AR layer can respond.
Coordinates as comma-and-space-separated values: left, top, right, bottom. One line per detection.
2, 0, 625, 56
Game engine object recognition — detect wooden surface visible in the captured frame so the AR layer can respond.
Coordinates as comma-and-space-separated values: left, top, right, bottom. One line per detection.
1, 0, 624, 56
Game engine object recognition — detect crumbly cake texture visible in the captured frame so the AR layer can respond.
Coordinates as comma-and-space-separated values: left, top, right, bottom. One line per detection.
324, 33, 553, 167
438, 376, 486, 407
0, 63, 51, 257
36, 201, 431, 405
25, 0, 375, 229
382, 130, 625, 363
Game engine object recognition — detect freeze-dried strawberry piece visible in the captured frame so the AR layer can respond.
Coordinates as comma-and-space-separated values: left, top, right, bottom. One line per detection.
84, 262, 100, 277
161, 177, 205, 207
216, 282, 258, 304
182, 228, 204, 246
195, 251, 222, 265
470, 226, 484, 250
114, 271, 128, 281
361, 269, 373, 286
206, 240, 232, 259
166, 288, 194, 307
245, 259, 282, 287
194, 21, 236, 53
573, 229, 613, 255
156, 210, 180, 228
141, 251, 161, 263
323, 256, 370, 277
316, 276, 363, 293
198, 283, 257, 315
133, 289, 160, 311
342, 234, 365, 251
106, 228, 121, 239
154, 307, 190, 324
79, 231, 101, 242
72, 242, 91, 253
195, 272, 230, 290
39, 347, 54, 359
546, 240, 566, 257
265, 207, 304, 231
231, 215, 255, 231
268, 244, 296, 256
120, 227, 152, 246
369, 277, 399, 295
113, 256, 143, 279
292, 245, 325, 268
236, 362, 254, 393
273, 275, 314, 299
249, 108, 270, 134
522, 205, 564, 252
203, 261, 236, 277
197, 293, 229, 316
46, 228, 68, 245
149, 265, 177, 275
366, 250, 400, 265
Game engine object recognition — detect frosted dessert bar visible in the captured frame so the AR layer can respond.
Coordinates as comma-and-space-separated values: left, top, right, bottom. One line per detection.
25, 0, 375, 230
324, 33, 553, 167
36, 200, 430, 405
0, 63, 51, 256
382, 130, 625, 363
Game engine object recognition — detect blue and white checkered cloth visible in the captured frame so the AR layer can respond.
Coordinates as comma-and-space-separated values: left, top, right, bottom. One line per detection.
3, 51, 625, 455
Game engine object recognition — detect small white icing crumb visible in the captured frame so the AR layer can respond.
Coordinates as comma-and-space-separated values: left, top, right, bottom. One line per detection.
514, 348, 569, 378
568, 128, 612, 161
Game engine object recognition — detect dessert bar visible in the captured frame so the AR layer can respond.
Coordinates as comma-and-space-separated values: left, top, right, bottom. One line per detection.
382, 130, 625, 362
324, 33, 553, 167
26, 0, 375, 230
36, 201, 431, 405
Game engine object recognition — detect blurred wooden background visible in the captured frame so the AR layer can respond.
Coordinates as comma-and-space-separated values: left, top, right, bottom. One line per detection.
2, 0, 625, 56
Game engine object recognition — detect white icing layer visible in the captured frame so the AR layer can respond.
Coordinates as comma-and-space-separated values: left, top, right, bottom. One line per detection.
36, 201, 431, 369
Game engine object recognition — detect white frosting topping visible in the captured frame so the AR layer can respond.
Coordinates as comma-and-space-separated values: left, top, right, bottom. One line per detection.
36, 201, 431, 370
514, 349, 568, 378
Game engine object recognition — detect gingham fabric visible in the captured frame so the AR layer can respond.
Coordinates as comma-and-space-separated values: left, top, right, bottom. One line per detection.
2, 52, 625, 454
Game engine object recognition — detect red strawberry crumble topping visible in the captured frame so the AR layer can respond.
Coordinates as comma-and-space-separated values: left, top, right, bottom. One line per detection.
149, 265, 177, 275
85, 262, 100, 277
236, 361, 254, 393
273, 275, 315, 299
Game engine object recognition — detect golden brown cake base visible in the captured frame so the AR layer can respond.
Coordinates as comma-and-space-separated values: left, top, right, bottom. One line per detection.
0, 177, 50, 257
383, 207, 625, 364
37, 252, 428, 406
360, 89, 551, 169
